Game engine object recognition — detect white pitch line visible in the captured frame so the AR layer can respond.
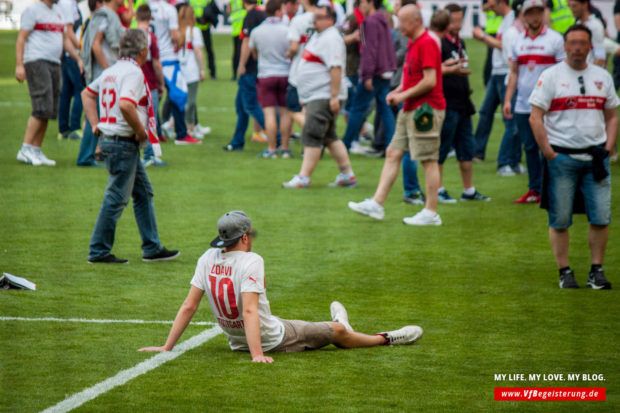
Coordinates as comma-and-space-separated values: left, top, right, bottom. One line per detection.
0, 316, 216, 326
41, 325, 223, 413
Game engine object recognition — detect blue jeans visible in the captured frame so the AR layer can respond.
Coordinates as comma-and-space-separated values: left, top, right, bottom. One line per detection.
496, 92, 521, 168
89, 138, 161, 259
547, 154, 611, 229
229, 73, 265, 148
342, 77, 394, 150
168, 87, 187, 140
58, 56, 83, 133
439, 109, 475, 164
515, 114, 542, 193
77, 112, 98, 166
402, 153, 421, 196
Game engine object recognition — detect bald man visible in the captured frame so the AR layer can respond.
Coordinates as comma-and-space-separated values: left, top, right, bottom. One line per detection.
349, 5, 447, 226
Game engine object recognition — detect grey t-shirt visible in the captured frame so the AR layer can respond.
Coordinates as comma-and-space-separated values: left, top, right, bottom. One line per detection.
249, 17, 291, 79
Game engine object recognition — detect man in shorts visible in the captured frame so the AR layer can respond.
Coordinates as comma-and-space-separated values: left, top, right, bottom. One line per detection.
15, 0, 82, 166
529, 25, 617, 289
348, 4, 446, 225
281, 6, 357, 188
249, 0, 292, 158
139, 210, 423, 362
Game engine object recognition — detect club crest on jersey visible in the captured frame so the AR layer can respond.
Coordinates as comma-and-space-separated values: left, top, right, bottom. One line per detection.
594, 81, 603, 90
528, 62, 535, 72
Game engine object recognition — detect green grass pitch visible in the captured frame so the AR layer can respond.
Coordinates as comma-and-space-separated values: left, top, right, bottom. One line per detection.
0, 31, 619, 412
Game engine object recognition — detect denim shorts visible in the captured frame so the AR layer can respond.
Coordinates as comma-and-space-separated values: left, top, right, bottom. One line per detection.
547, 153, 611, 229
438, 109, 475, 164
286, 83, 302, 112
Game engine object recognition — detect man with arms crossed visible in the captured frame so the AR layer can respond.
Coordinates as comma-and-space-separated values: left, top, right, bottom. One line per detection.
348, 4, 446, 225
529, 24, 617, 289
140, 211, 423, 362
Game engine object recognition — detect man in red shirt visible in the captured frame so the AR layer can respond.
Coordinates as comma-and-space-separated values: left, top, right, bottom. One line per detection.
348, 4, 447, 226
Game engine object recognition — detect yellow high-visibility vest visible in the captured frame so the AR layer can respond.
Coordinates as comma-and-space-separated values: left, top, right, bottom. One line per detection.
549, 0, 574, 34
484, 10, 502, 35
230, 0, 246, 37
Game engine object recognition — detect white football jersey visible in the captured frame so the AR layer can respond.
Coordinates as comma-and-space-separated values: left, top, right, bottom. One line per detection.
529, 61, 619, 149
287, 12, 315, 87
148, 0, 179, 62
21, 1, 65, 64
191, 249, 285, 352
86, 59, 149, 137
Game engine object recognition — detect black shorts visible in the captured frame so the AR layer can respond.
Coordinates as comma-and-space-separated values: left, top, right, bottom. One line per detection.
25, 60, 62, 120
301, 99, 339, 148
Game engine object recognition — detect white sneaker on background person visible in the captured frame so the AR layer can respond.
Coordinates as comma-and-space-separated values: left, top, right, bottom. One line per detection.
348, 198, 385, 220
34, 149, 56, 166
16, 146, 42, 166
402, 209, 442, 226
196, 124, 211, 135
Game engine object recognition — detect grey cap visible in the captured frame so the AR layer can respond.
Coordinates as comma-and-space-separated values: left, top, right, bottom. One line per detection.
522, 0, 545, 14
210, 211, 252, 248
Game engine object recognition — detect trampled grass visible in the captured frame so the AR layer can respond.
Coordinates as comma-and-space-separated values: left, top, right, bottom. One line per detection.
0, 31, 618, 412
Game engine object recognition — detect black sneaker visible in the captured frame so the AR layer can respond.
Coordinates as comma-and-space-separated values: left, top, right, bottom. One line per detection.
587, 268, 612, 290
403, 192, 425, 205
88, 254, 128, 264
143, 247, 180, 262
461, 190, 491, 202
559, 269, 579, 289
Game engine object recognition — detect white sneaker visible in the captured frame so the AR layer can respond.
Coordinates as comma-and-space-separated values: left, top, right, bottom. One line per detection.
348, 199, 385, 220
380, 326, 423, 346
282, 174, 310, 188
330, 301, 354, 332
327, 174, 357, 187
196, 124, 211, 135
191, 129, 205, 139
36, 150, 56, 166
402, 209, 441, 226
514, 163, 527, 174
16, 147, 42, 166
496, 165, 516, 177
161, 121, 176, 140
349, 140, 368, 155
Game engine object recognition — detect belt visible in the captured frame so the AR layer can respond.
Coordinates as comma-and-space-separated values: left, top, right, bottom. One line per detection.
103, 134, 137, 144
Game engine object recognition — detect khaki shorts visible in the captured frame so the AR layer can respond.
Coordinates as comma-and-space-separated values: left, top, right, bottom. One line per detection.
272, 318, 334, 353
389, 108, 445, 161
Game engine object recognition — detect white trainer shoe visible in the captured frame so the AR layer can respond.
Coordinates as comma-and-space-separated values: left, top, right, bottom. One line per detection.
380, 326, 423, 346
496, 165, 516, 176
36, 150, 56, 166
191, 129, 205, 139
330, 301, 354, 332
513, 163, 527, 174
402, 209, 441, 226
196, 124, 211, 135
16, 147, 42, 166
282, 174, 310, 188
161, 121, 176, 140
349, 140, 368, 155
327, 174, 357, 187
348, 199, 385, 220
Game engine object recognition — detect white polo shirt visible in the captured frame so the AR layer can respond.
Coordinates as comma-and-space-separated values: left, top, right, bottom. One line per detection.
510, 26, 565, 114
249, 17, 291, 79
287, 12, 315, 87
529, 61, 619, 149
86, 59, 149, 137
191, 249, 285, 352
149, 0, 179, 62
296, 26, 347, 104
21, 2, 65, 64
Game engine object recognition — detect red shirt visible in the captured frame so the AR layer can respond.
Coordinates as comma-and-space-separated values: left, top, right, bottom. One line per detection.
402, 30, 446, 112
141, 31, 160, 91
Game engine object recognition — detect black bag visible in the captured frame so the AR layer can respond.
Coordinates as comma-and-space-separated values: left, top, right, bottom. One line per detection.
198, 1, 222, 27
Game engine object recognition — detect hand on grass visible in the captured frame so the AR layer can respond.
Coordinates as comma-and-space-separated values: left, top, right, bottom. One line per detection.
252, 355, 274, 363
138, 346, 169, 352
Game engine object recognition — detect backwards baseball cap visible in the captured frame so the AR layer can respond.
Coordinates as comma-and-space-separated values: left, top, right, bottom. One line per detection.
522, 0, 545, 14
210, 211, 253, 248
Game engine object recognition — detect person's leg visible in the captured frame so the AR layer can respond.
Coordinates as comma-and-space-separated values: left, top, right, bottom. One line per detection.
580, 157, 612, 266
170, 95, 188, 140
229, 76, 249, 148
326, 140, 353, 173
232, 36, 241, 80
454, 114, 475, 190
373, 78, 395, 147
132, 158, 162, 256
589, 225, 608, 265
23, 116, 48, 147
185, 82, 199, 132
151, 89, 162, 138
202, 27, 216, 79
437, 110, 459, 188
77, 119, 99, 165
299, 146, 322, 177
515, 114, 542, 193
549, 228, 570, 268
342, 81, 374, 149
402, 154, 421, 196
473, 75, 500, 160
329, 322, 386, 348
278, 106, 291, 151
57, 58, 72, 135
68, 58, 83, 132
88, 140, 137, 259
242, 74, 265, 129
263, 106, 278, 152
372, 147, 405, 205
422, 160, 440, 213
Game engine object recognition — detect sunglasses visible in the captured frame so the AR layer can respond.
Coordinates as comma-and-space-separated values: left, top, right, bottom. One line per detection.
578, 76, 585, 95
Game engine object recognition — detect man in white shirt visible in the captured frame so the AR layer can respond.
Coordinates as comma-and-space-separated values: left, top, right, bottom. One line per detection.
81, 29, 179, 264
568, 0, 605, 66
15, 0, 82, 167
140, 210, 423, 362
529, 25, 618, 290
282, 6, 357, 188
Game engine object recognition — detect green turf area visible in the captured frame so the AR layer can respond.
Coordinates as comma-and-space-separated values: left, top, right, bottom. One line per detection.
0, 31, 618, 412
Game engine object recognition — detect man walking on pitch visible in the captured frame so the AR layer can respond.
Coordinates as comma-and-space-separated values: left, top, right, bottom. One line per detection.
82, 29, 179, 264
139, 210, 423, 362
529, 24, 617, 289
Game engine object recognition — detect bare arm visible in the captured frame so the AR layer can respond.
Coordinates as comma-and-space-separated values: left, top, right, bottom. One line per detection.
170, 29, 180, 49
503, 61, 518, 119
237, 37, 251, 76
529, 105, 556, 160
285, 40, 299, 59
343, 30, 360, 45
92, 31, 109, 69
604, 107, 618, 151
242, 292, 274, 363
15, 29, 29, 82
250, 47, 258, 61
119, 99, 148, 142
139, 286, 204, 352
472, 26, 502, 49
65, 24, 79, 48
81, 88, 101, 135
194, 44, 206, 81
63, 29, 83, 73
400, 67, 437, 101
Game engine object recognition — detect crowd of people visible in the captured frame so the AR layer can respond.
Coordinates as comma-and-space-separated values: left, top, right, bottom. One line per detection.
14, 0, 618, 280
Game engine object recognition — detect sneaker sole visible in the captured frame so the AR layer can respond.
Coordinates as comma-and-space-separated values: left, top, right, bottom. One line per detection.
438, 199, 457, 204
403, 218, 442, 226
282, 184, 309, 188
143, 251, 181, 262
327, 182, 357, 188
348, 202, 384, 220
559, 282, 579, 289
586, 282, 611, 290
460, 197, 491, 202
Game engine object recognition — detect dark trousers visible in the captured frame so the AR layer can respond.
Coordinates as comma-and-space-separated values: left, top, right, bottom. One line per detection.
201, 27, 216, 78
232, 36, 242, 80
58, 56, 83, 133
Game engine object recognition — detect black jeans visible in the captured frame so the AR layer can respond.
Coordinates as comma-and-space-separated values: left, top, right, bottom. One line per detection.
201, 27, 216, 78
